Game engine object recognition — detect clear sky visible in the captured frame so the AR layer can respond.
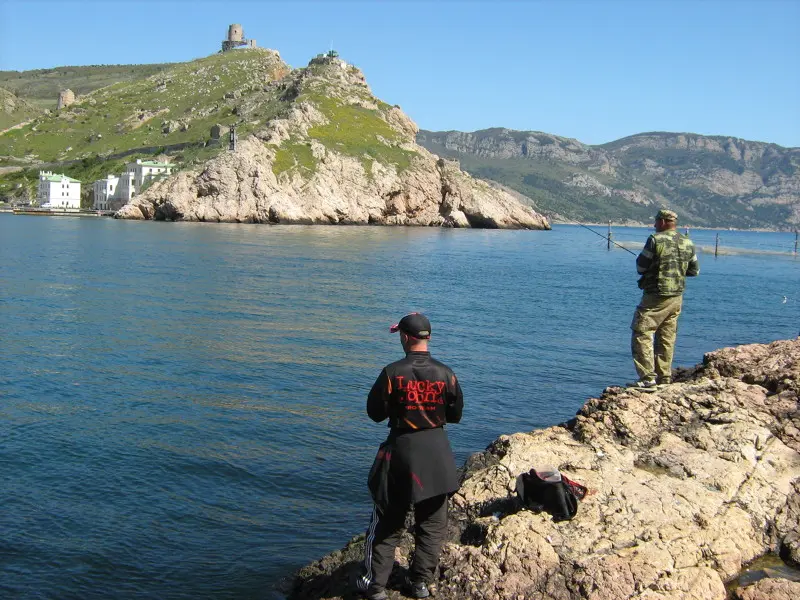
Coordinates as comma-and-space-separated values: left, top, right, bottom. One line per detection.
1, 0, 798, 147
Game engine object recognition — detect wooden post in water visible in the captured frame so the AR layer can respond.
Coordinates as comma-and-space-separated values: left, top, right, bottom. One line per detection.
795, 231, 798, 255
715, 233, 720, 257
607, 221, 612, 251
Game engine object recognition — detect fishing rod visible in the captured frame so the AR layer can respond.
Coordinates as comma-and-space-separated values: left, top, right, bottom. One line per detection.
578, 223, 638, 256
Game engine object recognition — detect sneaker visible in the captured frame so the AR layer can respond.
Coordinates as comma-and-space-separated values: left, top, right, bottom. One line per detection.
627, 379, 657, 392
656, 377, 672, 388
351, 570, 388, 600
405, 577, 431, 599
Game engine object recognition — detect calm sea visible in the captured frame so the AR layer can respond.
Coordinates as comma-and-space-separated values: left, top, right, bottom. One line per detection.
1, 216, 797, 599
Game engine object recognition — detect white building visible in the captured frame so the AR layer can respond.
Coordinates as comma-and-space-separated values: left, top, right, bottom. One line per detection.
89, 159, 173, 212
125, 159, 172, 192
115, 172, 136, 205
92, 175, 120, 210
38, 171, 81, 209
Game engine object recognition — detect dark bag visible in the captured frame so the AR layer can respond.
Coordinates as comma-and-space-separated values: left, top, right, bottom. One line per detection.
515, 469, 587, 522
367, 441, 393, 511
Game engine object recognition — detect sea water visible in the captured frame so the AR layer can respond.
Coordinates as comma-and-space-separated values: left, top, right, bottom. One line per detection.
1, 216, 797, 599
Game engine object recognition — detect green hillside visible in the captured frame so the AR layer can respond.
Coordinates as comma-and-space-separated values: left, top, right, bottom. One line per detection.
276, 57, 417, 179
0, 63, 174, 111
0, 50, 290, 204
0, 87, 41, 131
0, 49, 290, 163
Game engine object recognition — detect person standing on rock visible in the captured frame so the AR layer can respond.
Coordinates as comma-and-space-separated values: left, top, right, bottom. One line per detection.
630, 209, 700, 391
355, 313, 463, 600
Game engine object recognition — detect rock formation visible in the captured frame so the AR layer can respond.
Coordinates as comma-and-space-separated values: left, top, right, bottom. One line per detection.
289, 338, 800, 600
732, 578, 800, 600
116, 58, 549, 230
733, 579, 800, 600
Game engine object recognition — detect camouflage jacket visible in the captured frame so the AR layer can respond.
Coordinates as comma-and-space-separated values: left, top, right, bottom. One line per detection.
637, 229, 699, 296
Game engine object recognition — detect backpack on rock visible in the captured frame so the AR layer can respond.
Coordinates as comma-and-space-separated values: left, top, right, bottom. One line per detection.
515, 467, 588, 522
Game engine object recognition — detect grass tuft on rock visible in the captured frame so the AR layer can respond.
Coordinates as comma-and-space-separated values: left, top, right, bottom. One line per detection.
303, 94, 416, 174
272, 140, 318, 178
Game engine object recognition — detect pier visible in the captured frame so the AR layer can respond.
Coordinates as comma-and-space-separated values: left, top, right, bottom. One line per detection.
9, 207, 115, 217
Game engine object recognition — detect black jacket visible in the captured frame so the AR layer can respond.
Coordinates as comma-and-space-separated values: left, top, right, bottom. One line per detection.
367, 351, 463, 430
367, 351, 463, 503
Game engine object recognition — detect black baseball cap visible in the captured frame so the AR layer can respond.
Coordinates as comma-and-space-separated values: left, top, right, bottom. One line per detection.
389, 313, 431, 339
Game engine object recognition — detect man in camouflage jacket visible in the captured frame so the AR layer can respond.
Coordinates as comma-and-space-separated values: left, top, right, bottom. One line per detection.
630, 209, 700, 390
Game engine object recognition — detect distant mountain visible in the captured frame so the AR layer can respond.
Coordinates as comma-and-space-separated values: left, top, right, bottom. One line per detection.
417, 128, 800, 229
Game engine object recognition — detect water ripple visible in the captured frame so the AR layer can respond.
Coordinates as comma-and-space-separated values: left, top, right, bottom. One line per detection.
1, 217, 797, 598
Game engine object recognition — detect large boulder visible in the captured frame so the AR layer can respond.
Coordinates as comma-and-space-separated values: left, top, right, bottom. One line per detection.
732, 578, 800, 600
289, 339, 800, 599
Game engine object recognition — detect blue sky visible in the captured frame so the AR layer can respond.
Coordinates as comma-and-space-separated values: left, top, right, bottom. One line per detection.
1, 0, 798, 147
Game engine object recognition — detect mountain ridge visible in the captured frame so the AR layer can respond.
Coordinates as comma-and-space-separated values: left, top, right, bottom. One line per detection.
599, 130, 795, 150
417, 128, 800, 229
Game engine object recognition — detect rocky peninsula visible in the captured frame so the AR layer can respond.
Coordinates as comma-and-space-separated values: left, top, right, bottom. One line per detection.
115, 55, 549, 229
289, 338, 800, 600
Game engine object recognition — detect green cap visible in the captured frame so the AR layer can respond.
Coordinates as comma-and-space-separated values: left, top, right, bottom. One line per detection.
655, 209, 678, 222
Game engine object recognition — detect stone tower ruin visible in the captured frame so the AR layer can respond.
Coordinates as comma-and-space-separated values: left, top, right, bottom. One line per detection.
57, 89, 75, 110
228, 24, 243, 42
222, 24, 256, 52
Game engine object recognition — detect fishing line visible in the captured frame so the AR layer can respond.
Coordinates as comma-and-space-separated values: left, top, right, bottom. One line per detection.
579, 224, 638, 256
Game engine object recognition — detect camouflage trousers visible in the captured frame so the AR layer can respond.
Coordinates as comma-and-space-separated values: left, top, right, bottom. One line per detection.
631, 293, 683, 383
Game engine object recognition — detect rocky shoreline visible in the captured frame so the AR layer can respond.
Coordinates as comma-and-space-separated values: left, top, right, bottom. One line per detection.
288, 338, 800, 600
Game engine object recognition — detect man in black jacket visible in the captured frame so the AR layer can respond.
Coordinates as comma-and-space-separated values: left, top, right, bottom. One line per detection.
355, 313, 463, 600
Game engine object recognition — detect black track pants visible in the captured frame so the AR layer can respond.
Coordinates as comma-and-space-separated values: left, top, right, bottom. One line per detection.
358, 494, 448, 591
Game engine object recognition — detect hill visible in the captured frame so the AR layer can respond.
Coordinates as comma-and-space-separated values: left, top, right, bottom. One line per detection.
0, 63, 173, 111
417, 128, 800, 230
0, 87, 41, 131
0, 49, 289, 165
0, 50, 290, 206
0, 50, 548, 229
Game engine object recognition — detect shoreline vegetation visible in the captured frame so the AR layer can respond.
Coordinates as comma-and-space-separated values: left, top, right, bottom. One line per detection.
288, 337, 800, 600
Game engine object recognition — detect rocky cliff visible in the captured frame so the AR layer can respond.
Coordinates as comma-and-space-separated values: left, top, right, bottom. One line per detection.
418, 129, 800, 230
289, 337, 800, 600
115, 57, 548, 229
